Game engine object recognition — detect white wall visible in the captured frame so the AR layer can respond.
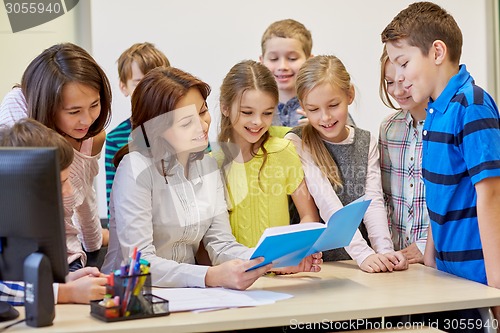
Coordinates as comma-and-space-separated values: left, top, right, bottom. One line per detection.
1, 1, 497, 219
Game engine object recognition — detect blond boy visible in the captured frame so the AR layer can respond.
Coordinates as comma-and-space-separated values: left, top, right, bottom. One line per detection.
104, 42, 170, 213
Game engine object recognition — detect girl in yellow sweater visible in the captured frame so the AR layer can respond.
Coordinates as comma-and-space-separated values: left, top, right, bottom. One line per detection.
215, 60, 319, 247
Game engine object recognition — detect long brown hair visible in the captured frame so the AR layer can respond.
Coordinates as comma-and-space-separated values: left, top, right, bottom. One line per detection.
21, 43, 112, 140
296, 55, 353, 189
113, 66, 211, 174
218, 60, 278, 188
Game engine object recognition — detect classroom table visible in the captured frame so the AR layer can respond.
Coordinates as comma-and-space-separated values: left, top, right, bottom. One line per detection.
5, 261, 500, 332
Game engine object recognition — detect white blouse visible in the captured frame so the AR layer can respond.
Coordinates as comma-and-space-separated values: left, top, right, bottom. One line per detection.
103, 152, 251, 287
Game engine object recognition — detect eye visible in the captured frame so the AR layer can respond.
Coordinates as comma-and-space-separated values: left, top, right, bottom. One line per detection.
90, 102, 100, 109
307, 108, 318, 112
181, 120, 192, 128
241, 111, 252, 115
386, 80, 394, 86
263, 112, 273, 116
68, 110, 79, 115
401, 61, 408, 68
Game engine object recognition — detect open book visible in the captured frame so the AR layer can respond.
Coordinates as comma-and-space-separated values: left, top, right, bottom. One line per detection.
249, 196, 371, 269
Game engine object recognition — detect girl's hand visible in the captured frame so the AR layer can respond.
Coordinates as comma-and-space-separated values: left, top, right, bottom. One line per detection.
360, 252, 408, 273
205, 257, 272, 290
296, 108, 309, 125
273, 252, 323, 275
401, 243, 424, 264
386, 251, 409, 271
67, 266, 103, 281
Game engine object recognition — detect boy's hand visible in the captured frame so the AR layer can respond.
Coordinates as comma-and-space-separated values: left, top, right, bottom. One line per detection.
59, 270, 107, 304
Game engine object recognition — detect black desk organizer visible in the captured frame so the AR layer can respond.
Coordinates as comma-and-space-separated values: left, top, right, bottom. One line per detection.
90, 273, 169, 322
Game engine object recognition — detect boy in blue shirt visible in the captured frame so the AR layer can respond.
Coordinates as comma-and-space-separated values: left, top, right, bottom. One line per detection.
382, 1, 500, 325
105, 42, 170, 216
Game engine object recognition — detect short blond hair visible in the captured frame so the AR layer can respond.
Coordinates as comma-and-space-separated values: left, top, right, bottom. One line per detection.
117, 42, 170, 83
261, 19, 312, 57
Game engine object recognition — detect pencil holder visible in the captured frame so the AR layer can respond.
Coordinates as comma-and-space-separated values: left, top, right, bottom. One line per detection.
90, 273, 169, 322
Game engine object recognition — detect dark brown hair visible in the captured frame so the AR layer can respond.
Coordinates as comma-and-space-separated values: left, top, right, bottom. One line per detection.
381, 1, 462, 64
21, 43, 112, 139
113, 66, 211, 169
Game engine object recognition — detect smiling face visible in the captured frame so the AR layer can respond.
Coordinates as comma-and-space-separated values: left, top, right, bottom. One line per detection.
162, 88, 210, 157
386, 39, 438, 104
302, 82, 353, 143
55, 82, 101, 140
226, 89, 275, 151
260, 37, 308, 102
384, 59, 420, 112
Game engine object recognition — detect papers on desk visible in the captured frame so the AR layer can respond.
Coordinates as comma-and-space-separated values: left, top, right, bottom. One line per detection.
249, 196, 371, 269
153, 287, 292, 312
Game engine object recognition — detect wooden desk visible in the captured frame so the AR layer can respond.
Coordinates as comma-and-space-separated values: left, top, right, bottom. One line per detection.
6, 261, 500, 332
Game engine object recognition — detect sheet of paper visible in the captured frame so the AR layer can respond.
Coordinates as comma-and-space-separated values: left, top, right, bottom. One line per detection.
153, 287, 293, 312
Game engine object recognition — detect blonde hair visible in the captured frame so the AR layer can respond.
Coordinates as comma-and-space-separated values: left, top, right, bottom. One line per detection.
218, 60, 278, 188
117, 42, 170, 84
379, 46, 399, 110
296, 55, 354, 189
261, 19, 312, 57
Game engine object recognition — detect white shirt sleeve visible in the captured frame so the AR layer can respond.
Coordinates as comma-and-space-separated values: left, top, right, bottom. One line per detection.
362, 134, 394, 254
113, 154, 209, 288
53, 283, 59, 304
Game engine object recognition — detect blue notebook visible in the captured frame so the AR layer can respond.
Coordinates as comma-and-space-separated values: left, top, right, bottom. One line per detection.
249, 196, 371, 269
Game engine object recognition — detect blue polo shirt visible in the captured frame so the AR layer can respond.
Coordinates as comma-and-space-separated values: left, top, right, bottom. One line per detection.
422, 65, 500, 285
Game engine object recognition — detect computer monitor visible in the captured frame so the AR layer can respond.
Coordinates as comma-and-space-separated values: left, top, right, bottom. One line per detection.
0, 147, 69, 327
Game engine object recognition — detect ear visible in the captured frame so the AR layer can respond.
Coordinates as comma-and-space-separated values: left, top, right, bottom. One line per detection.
432, 40, 447, 65
221, 104, 230, 117
259, 55, 263, 63
119, 81, 129, 97
309, 53, 314, 59
347, 85, 355, 105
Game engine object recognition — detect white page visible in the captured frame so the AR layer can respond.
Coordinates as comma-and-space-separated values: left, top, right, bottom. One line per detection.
153, 287, 293, 312
255, 222, 325, 248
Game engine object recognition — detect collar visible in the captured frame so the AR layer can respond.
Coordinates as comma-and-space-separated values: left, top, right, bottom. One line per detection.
169, 158, 203, 186
402, 110, 424, 128
278, 96, 300, 109
429, 64, 472, 114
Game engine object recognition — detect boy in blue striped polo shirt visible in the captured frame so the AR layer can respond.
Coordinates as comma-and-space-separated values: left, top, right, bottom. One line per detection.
105, 43, 170, 217
382, 1, 500, 325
